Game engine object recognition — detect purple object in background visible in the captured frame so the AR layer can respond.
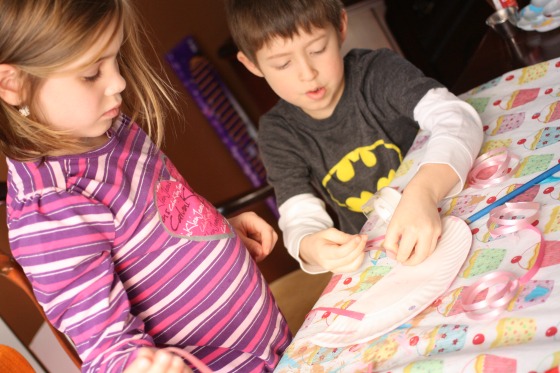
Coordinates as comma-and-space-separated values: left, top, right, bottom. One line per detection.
166, 36, 277, 216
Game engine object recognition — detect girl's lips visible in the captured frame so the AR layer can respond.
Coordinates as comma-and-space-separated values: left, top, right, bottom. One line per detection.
103, 106, 120, 118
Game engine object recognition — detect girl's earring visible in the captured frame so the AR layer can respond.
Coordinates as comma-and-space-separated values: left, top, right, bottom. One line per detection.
18, 106, 30, 117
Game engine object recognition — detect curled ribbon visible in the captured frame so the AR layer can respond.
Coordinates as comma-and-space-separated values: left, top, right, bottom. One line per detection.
468, 147, 521, 188
461, 202, 545, 321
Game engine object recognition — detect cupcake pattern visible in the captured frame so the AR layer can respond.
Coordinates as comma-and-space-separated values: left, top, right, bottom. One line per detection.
276, 57, 560, 373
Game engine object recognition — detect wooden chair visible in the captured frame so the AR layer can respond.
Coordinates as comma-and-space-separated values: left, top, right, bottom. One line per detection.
0, 253, 82, 369
0, 181, 81, 369
0, 344, 35, 373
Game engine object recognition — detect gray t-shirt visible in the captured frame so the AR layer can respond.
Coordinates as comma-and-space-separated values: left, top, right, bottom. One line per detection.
258, 48, 443, 233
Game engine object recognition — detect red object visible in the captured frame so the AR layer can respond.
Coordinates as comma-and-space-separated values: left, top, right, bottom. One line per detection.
493, 0, 518, 9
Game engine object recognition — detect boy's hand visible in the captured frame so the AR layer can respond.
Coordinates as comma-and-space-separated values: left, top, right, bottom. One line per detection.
125, 348, 192, 373
382, 163, 459, 266
382, 189, 442, 265
229, 211, 279, 262
299, 228, 367, 273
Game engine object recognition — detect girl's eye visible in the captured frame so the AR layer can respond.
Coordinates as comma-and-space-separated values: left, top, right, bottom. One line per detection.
84, 70, 101, 82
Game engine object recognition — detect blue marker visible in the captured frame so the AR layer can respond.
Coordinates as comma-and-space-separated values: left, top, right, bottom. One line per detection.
466, 162, 560, 224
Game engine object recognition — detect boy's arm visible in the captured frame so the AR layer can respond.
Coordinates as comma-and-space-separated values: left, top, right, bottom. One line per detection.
413, 87, 483, 196
383, 87, 483, 265
279, 194, 366, 273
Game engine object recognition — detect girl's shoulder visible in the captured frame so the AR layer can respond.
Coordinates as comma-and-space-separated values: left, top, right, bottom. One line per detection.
5, 158, 84, 218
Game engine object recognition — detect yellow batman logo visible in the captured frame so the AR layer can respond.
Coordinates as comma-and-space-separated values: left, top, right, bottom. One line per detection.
322, 140, 401, 212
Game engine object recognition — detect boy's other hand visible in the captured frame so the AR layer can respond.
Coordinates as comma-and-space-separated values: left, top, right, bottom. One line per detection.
382, 188, 442, 266
125, 348, 193, 373
229, 211, 279, 262
299, 228, 366, 273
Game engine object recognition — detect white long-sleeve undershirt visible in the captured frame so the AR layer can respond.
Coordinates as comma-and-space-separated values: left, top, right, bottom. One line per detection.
278, 87, 483, 273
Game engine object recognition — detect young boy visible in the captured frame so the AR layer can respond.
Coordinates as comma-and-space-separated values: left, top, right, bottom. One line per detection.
225, 0, 483, 274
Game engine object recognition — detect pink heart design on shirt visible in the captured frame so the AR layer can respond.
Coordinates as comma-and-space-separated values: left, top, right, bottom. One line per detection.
156, 180, 232, 240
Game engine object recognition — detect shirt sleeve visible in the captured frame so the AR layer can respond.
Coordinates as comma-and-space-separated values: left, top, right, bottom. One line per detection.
8, 191, 152, 372
413, 87, 484, 196
278, 193, 334, 274
258, 111, 318, 207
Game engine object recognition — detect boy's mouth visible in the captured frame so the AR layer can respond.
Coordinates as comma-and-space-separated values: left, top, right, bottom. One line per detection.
306, 87, 326, 100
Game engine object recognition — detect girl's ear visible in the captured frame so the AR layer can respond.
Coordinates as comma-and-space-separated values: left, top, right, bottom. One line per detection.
0, 64, 24, 106
237, 51, 264, 78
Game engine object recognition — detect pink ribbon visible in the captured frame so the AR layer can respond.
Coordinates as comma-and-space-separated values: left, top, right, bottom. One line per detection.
468, 147, 520, 188
307, 306, 365, 321
364, 235, 385, 252
461, 202, 545, 321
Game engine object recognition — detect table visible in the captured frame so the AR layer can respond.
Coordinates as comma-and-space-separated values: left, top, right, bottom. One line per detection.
275, 57, 560, 373
452, 24, 560, 95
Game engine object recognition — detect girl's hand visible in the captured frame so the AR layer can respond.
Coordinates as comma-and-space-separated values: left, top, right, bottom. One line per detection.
125, 348, 192, 373
229, 211, 278, 262
299, 228, 366, 273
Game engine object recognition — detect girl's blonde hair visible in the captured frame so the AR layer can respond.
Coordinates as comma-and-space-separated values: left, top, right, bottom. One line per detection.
0, 0, 177, 161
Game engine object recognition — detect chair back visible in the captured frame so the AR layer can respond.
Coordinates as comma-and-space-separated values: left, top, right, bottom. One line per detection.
0, 344, 35, 373
0, 252, 82, 368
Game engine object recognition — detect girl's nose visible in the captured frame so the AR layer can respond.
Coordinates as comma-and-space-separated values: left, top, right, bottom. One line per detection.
105, 65, 126, 96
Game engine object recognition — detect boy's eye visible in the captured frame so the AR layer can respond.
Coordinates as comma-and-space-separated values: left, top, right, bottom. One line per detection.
311, 46, 326, 55
84, 70, 101, 82
275, 61, 290, 70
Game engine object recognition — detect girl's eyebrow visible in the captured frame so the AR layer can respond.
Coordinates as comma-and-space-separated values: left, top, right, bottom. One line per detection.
92, 33, 123, 64
78, 51, 117, 73
95, 50, 119, 64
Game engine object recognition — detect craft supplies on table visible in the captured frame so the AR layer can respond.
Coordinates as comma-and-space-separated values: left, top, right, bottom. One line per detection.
275, 57, 560, 373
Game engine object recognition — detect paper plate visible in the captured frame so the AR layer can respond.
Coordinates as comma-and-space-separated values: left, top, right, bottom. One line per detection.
304, 215, 472, 348
517, 2, 560, 32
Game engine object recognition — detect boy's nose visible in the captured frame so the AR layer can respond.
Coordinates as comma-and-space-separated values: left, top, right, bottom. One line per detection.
299, 59, 317, 81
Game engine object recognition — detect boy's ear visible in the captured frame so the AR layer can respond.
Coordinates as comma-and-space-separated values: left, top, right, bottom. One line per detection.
0, 64, 24, 106
339, 9, 348, 44
237, 51, 264, 78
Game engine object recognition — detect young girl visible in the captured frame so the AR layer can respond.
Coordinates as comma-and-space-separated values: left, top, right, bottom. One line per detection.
0, 1, 290, 372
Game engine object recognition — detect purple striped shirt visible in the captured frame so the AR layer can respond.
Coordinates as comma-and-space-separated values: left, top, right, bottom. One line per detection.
6, 114, 291, 372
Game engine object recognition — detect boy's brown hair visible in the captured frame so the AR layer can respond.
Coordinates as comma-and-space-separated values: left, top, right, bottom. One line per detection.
225, 0, 345, 64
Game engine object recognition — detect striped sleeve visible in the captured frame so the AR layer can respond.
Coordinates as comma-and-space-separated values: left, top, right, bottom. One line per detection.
8, 190, 153, 372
